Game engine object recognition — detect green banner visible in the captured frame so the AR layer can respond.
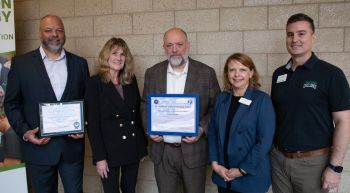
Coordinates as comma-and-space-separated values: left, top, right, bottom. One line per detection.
0, 0, 14, 115
0, 0, 15, 54
0, 0, 15, 164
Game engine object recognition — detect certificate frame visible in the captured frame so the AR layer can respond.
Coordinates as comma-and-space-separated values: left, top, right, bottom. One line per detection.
147, 94, 199, 136
39, 101, 84, 137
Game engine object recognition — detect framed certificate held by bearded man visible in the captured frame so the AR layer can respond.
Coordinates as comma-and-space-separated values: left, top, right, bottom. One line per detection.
147, 94, 198, 136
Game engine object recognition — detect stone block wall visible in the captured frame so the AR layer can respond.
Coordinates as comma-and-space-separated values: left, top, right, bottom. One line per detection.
13, 0, 350, 192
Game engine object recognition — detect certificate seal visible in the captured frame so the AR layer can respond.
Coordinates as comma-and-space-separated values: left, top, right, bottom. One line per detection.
73, 122, 80, 129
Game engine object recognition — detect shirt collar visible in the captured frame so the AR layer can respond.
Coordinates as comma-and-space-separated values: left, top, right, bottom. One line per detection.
285, 52, 317, 71
39, 46, 66, 61
167, 60, 189, 76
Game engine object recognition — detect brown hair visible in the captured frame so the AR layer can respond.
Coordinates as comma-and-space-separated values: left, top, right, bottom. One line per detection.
223, 53, 261, 91
96, 37, 134, 84
287, 13, 315, 33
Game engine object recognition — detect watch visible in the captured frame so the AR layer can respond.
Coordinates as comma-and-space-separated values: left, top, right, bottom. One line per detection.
328, 163, 343, 173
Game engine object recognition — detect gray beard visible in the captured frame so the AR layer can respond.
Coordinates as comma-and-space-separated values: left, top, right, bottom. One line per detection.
43, 44, 62, 53
41, 37, 65, 53
169, 55, 188, 66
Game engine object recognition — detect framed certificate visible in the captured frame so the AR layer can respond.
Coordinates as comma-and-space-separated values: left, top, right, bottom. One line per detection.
147, 94, 199, 136
39, 101, 84, 137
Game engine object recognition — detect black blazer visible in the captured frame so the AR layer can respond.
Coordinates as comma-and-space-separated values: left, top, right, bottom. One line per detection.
85, 75, 147, 166
4, 48, 89, 165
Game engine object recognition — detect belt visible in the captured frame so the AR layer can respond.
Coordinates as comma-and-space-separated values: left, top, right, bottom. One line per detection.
164, 142, 181, 148
275, 145, 330, 159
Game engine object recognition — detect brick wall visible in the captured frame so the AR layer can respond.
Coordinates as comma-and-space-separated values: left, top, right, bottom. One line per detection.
13, 0, 350, 192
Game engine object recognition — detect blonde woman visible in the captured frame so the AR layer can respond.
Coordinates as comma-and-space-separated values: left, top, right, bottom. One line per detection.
85, 37, 147, 193
208, 53, 275, 193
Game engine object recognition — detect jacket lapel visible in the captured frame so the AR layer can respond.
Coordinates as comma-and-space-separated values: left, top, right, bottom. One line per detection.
157, 61, 168, 94
184, 58, 195, 94
61, 50, 72, 101
219, 92, 232, 148
229, 88, 254, 139
105, 82, 133, 120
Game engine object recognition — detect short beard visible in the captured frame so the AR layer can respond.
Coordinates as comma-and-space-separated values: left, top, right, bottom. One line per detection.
41, 36, 65, 53
169, 55, 188, 67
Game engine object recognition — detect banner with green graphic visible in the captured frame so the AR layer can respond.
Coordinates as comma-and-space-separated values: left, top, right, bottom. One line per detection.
0, 0, 15, 114
0, 0, 15, 60
1, 0, 20, 167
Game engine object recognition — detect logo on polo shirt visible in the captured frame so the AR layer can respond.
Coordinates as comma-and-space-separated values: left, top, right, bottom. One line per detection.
303, 81, 317, 90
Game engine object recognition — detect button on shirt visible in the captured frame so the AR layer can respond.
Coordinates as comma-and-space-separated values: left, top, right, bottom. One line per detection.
40, 46, 67, 101
163, 61, 189, 144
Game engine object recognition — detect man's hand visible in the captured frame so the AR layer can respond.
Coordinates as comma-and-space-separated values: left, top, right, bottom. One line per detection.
322, 167, 341, 190
96, 160, 109, 179
322, 110, 350, 190
182, 127, 204, 144
149, 134, 163, 142
23, 127, 50, 145
212, 161, 234, 181
68, 133, 84, 139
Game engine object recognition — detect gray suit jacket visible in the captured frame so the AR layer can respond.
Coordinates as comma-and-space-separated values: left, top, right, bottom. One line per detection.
141, 58, 220, 168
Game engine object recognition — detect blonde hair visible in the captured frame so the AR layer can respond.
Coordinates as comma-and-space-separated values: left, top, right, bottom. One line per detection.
96, 37, 134, 84
223, 53, 261, 91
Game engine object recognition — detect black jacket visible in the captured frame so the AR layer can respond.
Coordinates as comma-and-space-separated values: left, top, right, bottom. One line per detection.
85, 75, 147, 166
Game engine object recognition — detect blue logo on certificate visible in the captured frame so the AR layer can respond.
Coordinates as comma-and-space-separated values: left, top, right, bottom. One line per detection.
73, 122, 80, 129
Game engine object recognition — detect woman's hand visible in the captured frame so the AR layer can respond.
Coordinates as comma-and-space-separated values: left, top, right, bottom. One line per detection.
211, 161, 234, 181
226, 168, 243, 179
96, 160, 109, 179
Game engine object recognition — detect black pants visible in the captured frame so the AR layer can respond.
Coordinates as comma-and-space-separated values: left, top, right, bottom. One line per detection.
218, 186, 241, 193
101, 162, 140, 193
26, 158, 83, 193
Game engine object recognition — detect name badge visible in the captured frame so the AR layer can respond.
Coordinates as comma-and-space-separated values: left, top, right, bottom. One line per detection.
276, 74, 287, 83
239, 97, 252, 106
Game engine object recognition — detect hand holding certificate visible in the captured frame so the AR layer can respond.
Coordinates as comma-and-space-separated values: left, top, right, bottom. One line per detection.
39, 101, 84, 137
147, 94, 199, 136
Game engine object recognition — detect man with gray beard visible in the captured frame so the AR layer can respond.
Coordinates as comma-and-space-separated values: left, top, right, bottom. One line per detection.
141, 28, 220, 193
4, 15, 89, 193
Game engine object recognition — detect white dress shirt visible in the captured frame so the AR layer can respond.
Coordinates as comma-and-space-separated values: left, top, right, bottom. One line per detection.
40, 46, 67, 101
163, 61, 189, 143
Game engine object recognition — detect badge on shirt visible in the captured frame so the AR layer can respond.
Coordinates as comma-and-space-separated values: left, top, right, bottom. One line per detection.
276, 74, 287, 83
239, 97, 252, 106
